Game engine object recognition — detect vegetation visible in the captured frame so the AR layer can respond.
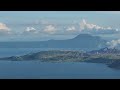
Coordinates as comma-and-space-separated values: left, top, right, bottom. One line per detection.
1, 48, 120, 69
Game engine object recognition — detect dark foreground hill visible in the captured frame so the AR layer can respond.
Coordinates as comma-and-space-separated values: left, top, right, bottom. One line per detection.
0, 47, 120, 69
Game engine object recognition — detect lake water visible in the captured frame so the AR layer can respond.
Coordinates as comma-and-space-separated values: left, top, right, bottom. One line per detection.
0, 48, 120, 79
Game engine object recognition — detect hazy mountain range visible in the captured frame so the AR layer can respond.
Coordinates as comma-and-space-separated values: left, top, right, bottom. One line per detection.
0, 34, 107, 50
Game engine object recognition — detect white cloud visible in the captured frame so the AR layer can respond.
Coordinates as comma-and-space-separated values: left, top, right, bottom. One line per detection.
107, 39, 120, 48
26, 27, 36, 32
116, 29, 119, 31
24, 27, 37, 34
79, 19, 120, 35
43, 25, 56, 34
0, 23, 11, 35
0, 23, 10, 31
79, 19, 106, 30
66, 26, 76, 32
107, 27, 112, 30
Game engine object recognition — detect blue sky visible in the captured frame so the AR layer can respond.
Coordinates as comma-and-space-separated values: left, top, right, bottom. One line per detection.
0, 11, 120, 41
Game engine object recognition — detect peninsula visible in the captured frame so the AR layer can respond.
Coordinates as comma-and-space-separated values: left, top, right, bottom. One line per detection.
0, 47, 120, 69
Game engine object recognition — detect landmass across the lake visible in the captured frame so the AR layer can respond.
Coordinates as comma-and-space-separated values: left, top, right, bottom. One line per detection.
0, 34, 120, 69
0, 47, 120, 70
0, 34, 106, 50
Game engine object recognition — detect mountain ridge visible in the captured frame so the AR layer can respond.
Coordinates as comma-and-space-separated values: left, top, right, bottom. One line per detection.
0, 34, 107, 49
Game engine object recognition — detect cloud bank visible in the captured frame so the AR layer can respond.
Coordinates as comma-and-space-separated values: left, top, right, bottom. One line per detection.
79, 19, 119, 34
0, 23, 11, 35
0, 23, 10, 30
107, 39, 120, 48
66, 26, 76, 32
1, 19, 120, 37
43, 25, 56, 34
80, 19, 113, 30
21, 27, 39, 36
25, 27, 37, 33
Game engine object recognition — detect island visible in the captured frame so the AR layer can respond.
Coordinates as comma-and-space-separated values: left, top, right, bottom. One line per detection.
0, 47, 120, 69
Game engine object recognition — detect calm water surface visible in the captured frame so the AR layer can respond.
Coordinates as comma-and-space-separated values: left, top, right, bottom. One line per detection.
0, 48, 120, 79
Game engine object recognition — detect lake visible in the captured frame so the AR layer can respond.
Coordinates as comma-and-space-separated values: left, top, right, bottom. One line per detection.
0, 48, 120, 79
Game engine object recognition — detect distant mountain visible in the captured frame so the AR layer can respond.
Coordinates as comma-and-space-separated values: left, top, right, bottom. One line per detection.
0, 34, 107, 49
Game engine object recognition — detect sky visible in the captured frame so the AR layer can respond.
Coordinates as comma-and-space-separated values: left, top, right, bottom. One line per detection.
0, 11, 120, 41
